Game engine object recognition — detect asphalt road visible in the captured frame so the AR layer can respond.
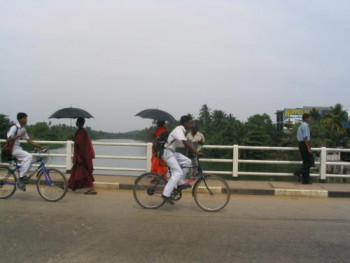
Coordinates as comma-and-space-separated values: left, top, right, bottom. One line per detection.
1, 187, 350, 263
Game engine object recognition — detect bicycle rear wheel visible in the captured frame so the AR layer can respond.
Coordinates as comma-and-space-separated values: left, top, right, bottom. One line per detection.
133, 172, 166, 209
0, 167, 16, 199
37, 169, 67, 202
193, 175, 230, 212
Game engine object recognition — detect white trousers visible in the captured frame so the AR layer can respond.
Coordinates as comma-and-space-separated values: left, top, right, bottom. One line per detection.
12, 147, 33, 178
162, 149, 192, 197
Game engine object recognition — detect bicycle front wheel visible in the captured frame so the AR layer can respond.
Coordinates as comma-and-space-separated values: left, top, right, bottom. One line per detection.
0, 167, 16, 199
133, 173, 166, 209
37, 169, 67, 202
193, 175, 230, 212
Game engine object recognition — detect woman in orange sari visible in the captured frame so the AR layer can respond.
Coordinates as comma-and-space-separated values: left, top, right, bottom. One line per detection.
151, 121, 168, 178
68, 117, 97, 194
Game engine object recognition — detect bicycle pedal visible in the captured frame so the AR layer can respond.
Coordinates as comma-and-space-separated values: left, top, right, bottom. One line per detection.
17, 185, 26, 192
162, 195, 174, 205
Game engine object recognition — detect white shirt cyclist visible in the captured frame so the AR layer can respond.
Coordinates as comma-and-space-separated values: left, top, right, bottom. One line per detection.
7, 124, 29, 148
165, 125, 187, 151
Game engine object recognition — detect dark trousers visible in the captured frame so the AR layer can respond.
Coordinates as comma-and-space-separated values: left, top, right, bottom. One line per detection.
295, 142, 314, 183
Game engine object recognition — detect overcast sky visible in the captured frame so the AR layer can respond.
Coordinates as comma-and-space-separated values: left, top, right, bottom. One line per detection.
1, 0, 349, 132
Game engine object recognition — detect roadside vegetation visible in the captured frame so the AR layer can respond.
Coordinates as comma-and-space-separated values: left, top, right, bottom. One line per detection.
1, 103, 349, 156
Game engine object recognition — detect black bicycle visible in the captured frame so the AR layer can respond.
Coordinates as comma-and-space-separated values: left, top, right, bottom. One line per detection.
133, 159, 230, 212
0, 149, 68, 202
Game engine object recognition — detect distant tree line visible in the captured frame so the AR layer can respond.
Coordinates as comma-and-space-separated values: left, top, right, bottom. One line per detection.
122, 104, 350, 162
1, 103, 349, 153
0, 115, 126, 150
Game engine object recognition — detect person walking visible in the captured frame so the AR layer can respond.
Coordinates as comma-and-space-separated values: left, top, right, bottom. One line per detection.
6, 112, 46, 191
161, 115, 200, 205
294, 113, 314, 184
68, 117, 97, 194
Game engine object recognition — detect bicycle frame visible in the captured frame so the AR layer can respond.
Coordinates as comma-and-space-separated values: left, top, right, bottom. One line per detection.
8, 157, 50, 183
134, 156, 230, 211
1, 149, 68, 202
166, 159, 215, 196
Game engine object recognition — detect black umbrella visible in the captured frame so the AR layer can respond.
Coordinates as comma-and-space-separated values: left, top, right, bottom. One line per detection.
135, 108, 176, 123
49, 107, 94, 119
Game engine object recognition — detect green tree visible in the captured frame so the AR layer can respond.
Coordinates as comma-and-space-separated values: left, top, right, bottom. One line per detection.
198, 104, 211, 126
0, 114, 12, 139
321, 103, 348, 146
309, 108, 321, 122
26, 122, 50, 140
243, 114, 274, 146
242, 114, 276, 159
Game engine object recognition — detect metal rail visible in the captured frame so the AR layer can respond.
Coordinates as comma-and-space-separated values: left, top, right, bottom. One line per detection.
1, 139, 350, 180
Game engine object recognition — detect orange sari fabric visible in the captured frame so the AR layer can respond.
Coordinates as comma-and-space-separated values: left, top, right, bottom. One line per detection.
151, 126, 168, 178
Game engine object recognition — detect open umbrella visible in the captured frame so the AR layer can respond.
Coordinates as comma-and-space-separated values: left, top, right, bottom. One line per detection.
135, 108, 176, 123
49, 107, 93, 119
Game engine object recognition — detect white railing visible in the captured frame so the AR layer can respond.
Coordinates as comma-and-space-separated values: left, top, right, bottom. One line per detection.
1, 139, 350, 181
0, 140, 153, 173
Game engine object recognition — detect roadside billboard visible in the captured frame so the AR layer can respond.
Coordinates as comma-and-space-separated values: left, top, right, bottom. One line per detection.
283, 108, 310, 126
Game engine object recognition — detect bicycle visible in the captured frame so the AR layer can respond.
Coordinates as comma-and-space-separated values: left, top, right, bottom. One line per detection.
0, 149, 68, 202
133, 158, 231, 212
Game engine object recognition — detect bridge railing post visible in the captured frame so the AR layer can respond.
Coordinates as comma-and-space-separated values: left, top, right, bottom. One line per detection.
146, 142, 153, 172
233, 144, 239, 178
66, 140, 73, 173
319, 147, 327, 182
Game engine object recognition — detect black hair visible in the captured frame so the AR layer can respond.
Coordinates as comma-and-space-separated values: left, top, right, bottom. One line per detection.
17, 112, 27, 121
77, 117, 85, 125
157, 120, 165, 126
192, 121, 199, 128
180, 115, 191, 125
302, 113, 310, 121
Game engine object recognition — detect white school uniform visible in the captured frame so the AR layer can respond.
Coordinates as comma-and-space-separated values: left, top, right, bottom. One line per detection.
162, 125, 192, 197
7, 124, 33, 178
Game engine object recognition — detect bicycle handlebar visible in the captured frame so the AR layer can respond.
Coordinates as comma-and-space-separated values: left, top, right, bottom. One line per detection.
32, 148, 48, 154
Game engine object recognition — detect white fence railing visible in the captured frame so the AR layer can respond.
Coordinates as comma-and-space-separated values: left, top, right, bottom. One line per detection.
1, 139, 350, 181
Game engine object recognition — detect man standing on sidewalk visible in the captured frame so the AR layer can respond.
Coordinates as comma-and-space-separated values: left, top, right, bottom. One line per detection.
294, 113, 314, 184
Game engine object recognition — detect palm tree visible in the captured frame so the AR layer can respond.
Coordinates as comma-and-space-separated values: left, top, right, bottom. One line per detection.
198, 104, 211, 126
0, 114, 12, 138
309, 108, 321, 122
321, 103, 348, 146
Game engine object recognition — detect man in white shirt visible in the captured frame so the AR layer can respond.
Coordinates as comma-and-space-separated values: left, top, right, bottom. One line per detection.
186, 122, 205, 167
161, 115, 200, 205
7, 112, 46, 190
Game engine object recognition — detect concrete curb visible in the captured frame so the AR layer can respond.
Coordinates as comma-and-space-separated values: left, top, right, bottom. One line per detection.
328, 191, 350, 198
275, 189, 328, 198
93, 182, 120, 190
93, 181, 350, 198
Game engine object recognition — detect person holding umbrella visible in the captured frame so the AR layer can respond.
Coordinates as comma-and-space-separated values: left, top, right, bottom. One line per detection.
68, 117, 97, 195
150, 120, 168, 178
135, 108, 177, 179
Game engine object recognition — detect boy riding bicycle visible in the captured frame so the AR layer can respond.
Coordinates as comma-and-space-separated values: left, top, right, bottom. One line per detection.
161, 115, 201, 205
6, 112, 46, 190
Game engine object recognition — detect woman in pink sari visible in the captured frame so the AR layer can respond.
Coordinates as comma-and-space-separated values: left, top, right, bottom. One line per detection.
68, 117, 97, 194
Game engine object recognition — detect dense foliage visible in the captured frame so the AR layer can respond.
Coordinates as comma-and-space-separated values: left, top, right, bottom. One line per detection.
1, 103, 349, 151
2, 104, 348, 180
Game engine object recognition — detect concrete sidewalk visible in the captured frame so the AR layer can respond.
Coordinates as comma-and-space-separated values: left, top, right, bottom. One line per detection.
91, 174, 350, 198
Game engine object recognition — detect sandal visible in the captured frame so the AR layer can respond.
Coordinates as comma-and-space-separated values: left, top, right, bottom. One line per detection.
84, 189, 97, 195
